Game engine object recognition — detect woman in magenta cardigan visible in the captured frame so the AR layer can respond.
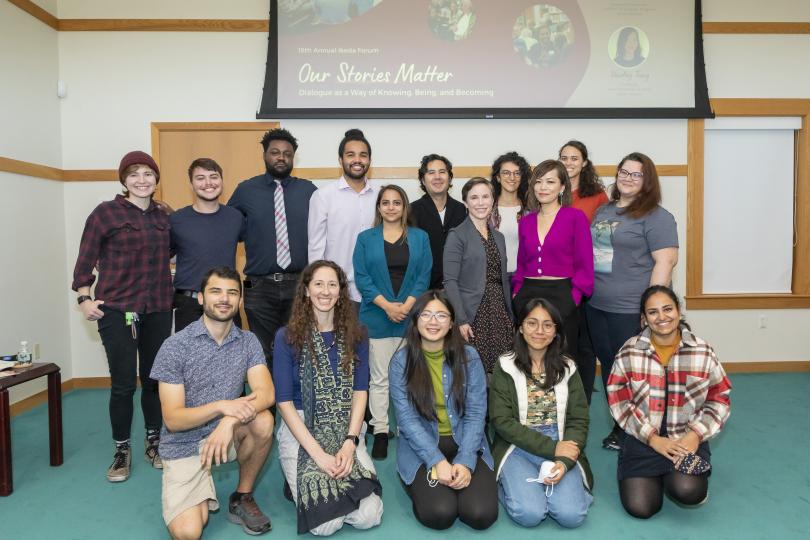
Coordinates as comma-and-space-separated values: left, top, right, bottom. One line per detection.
512, 160, 593, 359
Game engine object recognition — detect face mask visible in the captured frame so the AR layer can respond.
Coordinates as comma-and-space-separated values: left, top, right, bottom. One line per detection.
526, 460, 558, 497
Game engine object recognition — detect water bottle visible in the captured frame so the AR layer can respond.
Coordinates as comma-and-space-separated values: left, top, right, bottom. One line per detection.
18, 341, 32, 364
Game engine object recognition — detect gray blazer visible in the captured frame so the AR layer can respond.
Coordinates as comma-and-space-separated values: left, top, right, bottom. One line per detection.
442, 217, 514, 326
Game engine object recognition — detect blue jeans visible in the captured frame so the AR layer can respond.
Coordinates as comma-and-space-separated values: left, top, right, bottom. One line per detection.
498, 424, 592, 528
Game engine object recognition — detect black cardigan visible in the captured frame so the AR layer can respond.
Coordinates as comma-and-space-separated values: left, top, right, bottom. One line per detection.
410, 194, 467, 289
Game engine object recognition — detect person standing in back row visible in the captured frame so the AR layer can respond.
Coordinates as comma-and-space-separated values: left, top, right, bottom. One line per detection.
171, 158, 244, 332
410, 154, 467, 290
308, 128, 379, 307
228, 128, 317, 368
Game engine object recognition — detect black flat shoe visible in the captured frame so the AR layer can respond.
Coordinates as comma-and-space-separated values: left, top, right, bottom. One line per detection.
371, 432, 388, 460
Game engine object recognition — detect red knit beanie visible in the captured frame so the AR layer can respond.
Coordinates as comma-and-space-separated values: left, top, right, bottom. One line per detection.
118, 151, 160, 185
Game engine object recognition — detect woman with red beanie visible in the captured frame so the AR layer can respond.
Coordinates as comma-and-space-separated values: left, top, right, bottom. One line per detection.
72, 151, 173, 483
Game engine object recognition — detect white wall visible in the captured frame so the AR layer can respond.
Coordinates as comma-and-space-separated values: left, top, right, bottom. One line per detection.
0, 2, 68, 403
4, 0, 810, 396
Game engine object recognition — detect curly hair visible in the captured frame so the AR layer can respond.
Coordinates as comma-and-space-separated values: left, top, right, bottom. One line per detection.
285, 260, 364, 373
490, 151, 531, 205
559, 140, 605, 198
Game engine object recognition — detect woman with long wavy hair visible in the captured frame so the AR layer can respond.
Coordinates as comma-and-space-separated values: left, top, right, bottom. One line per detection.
272, 260, 383, 535
389, 290, 497, 530
489, 151, 532, 279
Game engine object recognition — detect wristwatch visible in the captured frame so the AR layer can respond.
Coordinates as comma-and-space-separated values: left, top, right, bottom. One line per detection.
77, 295, 93, 305
344, 434, 359, 447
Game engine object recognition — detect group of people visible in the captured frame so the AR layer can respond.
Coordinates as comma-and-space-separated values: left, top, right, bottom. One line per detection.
72, 128, 732, 539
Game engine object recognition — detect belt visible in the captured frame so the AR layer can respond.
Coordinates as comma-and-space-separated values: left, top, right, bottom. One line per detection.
247, 273, 300, 282
175, 289, 199, 298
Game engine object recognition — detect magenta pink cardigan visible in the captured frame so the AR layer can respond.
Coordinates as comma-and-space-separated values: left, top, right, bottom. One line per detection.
512, 207, 594, 304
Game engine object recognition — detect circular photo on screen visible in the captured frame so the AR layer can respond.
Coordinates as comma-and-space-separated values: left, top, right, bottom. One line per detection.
429, 0, 477, 42
609, 26, 649, 68
512, 4, 575, 68
280, 0, 383, 29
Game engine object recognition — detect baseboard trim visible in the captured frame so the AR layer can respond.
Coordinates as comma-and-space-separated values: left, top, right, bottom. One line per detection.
10, 377, 113, 416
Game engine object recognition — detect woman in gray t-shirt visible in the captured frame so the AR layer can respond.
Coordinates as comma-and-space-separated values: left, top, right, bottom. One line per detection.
587, 152, 678, 451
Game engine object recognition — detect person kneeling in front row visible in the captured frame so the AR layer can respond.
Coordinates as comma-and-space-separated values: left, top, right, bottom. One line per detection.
151, 266, 276, 539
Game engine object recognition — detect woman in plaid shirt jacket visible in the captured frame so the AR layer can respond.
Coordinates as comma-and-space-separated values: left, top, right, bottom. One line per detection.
607, 285, 731, 519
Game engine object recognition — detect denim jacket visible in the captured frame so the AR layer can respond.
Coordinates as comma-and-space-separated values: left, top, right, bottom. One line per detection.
389, 344, 494, 484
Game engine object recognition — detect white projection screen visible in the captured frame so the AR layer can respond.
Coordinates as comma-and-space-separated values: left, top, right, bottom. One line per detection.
258, 0, 712, 119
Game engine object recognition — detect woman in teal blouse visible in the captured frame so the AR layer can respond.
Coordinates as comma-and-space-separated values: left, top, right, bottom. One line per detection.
353, 184, 432, 459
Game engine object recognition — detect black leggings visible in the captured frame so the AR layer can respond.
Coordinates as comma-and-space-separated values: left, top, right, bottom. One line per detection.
406, 436, 498, 530
619, 473, 709, 519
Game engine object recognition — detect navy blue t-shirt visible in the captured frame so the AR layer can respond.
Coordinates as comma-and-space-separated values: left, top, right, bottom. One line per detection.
273, 327, 370, 409
169, 205, 244, 291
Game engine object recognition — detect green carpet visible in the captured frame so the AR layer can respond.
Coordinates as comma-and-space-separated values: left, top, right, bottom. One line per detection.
1, 372, 807, 539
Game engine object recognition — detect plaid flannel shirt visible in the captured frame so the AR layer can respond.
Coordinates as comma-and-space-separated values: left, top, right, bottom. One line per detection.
72, 195, 173, 313
607, 325, 731, 444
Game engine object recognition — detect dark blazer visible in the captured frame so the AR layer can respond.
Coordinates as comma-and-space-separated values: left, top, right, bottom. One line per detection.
443, 217, 514, 326
410, 194, 467, 289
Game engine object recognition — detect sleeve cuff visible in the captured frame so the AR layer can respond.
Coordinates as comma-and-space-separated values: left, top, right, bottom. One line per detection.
453, 451, 478, 472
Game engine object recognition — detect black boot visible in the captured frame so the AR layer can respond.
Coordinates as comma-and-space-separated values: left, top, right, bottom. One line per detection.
371, 432, 388, 460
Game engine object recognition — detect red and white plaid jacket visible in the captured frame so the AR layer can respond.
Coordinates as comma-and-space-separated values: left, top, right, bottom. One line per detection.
607, 326, 731, 444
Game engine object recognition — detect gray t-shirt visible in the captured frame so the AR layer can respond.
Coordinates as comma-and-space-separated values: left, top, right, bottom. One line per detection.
150, 319, 265, 460
590, 203, 678, 313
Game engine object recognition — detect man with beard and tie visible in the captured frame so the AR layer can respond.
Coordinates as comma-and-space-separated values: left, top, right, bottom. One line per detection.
171, 158, 245, 332
308, 128, 379, 309
228, 128, 317, 369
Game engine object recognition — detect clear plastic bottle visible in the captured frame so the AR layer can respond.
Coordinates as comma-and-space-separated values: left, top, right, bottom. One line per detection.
18, 341, 32, 364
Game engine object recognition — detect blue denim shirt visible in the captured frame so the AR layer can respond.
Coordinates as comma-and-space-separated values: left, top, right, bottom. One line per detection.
390, 345, 494, 484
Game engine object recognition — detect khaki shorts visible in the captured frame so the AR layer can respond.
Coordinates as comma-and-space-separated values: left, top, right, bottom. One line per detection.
161, 439, 237, 526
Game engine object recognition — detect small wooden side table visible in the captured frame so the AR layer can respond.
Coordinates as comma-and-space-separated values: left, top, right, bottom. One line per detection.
0, 362, 63, 496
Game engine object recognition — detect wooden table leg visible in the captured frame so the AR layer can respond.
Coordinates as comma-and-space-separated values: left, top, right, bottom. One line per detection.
0, 388, 12, 495
47, 370, 63, 467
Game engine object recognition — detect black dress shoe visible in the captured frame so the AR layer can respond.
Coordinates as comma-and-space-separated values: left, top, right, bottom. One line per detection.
602, 430, 621, 451
371, 432, 388, 460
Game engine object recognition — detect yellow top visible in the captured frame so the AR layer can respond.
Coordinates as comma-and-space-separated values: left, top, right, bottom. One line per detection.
652, 331, 680, 367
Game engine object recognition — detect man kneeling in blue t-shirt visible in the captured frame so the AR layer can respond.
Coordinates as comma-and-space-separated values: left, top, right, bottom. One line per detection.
151, 266, 276, 539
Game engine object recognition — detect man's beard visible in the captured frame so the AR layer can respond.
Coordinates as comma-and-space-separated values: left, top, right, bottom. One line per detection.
203, 303, 238, 323
266, 160, 293, 179
342, 163, 368, 181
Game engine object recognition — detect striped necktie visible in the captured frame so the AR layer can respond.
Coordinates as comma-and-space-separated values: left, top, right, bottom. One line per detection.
274, 179, 291, 269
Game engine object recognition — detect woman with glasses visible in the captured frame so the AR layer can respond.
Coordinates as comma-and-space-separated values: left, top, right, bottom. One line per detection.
490, 298, 593, 528
608, 285, 730, 518
389, 290, 497, 530
589, 152, 679, 451
444, 177, 514, 374
353, 185, 432, 459
512, 160, 594, 363
489, 151, 532, 280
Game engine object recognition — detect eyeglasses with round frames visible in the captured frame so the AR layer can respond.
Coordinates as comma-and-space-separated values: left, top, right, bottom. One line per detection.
418, 311, 451, 323
499, 170, 521, 179
522, 319, 555, 333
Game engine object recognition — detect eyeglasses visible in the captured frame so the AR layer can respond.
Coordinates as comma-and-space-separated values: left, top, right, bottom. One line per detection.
419, 311, 451, 323
617, 169, 644, 181
522, 320, 556, 332
499, 170, 521, 179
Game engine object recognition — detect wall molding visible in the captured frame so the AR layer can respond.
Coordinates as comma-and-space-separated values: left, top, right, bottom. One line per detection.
1, 156, 687, 183
11, 363, 809, 415
7, 2, 810, 34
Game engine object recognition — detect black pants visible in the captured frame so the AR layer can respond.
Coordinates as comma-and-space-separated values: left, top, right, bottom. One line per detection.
585, 305, 640, 401
575, 297, 597, 403
173, 292, 242, 333
513, 278, 579, 358
406, 436, 498, 530
243, 276, 297, 369
97, 307, 172, 442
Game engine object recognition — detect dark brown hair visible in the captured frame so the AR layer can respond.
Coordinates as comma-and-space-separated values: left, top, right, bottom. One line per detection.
610, 152, 661, 218
559, 140, 605, 198
401, 291, 469, 421
285, 260, 363, 373
187, 158, 223, 181
372, 184, 411, 238
526, 159, 572, 212
512, 298, 569, 389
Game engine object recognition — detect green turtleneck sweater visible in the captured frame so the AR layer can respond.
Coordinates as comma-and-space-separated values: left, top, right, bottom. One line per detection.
423, 348, 452, 436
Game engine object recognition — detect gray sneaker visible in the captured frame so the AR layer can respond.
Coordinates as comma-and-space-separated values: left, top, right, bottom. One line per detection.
145, 436, 163, 469
107, 444, 131, 483
228, 492, 272, 535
